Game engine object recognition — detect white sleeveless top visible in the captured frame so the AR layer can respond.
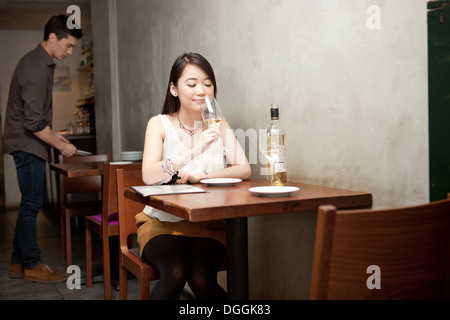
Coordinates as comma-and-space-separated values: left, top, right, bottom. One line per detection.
143, 114, 225, 222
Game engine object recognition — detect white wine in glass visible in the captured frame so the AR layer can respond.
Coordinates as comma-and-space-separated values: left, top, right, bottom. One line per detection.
202, 96, 223, 128
202, 96, 229, 156
203, 118, 222, 128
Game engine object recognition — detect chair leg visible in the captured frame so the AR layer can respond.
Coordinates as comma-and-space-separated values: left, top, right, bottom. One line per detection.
60, 214, 66, 262
140, 271, 149, 300
119, 264, 128, 300
65, 212, 72, 266
85, 223, 92, 287
102, 234, 112, 300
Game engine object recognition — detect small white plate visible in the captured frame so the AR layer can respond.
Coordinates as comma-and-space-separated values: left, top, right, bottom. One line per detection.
249, 186, 300, 197
110, 161, 133, 165
200, 178, 242, 187
121, 151, 143, 161
77, 149, 93, 156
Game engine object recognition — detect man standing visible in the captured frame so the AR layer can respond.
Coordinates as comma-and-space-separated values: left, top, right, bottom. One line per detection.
2, 15, 82, 283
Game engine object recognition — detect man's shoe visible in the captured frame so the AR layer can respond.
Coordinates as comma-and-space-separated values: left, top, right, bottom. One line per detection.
9, 263, 24, 279
24, 262, 67, 283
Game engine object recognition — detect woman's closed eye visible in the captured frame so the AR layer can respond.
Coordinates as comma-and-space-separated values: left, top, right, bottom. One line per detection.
187, 83, 212, 88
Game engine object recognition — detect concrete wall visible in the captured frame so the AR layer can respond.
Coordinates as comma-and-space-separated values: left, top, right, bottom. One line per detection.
91, 0, 429, 299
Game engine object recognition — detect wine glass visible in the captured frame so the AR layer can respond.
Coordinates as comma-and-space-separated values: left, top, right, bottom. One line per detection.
201, 96, 230, 156
202, 96, 223, 129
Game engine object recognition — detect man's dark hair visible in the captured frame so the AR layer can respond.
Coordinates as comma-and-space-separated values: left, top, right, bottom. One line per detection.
44, 14, 82, 41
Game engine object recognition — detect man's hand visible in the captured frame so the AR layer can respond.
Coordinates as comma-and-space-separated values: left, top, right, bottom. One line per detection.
33, 126, 78, 157
60, 141, 78, 157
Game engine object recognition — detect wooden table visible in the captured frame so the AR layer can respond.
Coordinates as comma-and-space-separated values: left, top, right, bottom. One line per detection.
125, 179, 372, 300
50, 161, 105, 178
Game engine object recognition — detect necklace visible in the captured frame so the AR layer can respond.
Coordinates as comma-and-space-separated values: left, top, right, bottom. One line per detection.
177, 115, 198, 136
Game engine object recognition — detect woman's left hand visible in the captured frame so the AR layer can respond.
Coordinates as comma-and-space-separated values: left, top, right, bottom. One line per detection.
176, 171, 204, 184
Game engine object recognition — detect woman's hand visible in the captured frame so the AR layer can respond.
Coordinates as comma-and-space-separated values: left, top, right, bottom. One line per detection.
176, 171, 205, 184
191, 127, 221, 158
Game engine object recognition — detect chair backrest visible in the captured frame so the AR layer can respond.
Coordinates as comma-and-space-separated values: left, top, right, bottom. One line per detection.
58, 153, 111, 195
310, 194, 450, 300
101, 162, 142, 223
116, 167, 146, 253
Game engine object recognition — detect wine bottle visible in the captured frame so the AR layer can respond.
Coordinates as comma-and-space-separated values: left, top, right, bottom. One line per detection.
266, 104, 287, 186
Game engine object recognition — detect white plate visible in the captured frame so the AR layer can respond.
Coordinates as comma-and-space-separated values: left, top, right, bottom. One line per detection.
121, 151, 143, 161
200, 178, 242, 187
77, 149, 93, 156
249, 186, 300, 197
110, 161, 133, 165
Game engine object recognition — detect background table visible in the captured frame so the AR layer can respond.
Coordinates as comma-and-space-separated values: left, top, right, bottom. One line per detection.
126, 179, 372, 299
50, 161, 116, 287
50, 161, 104, 178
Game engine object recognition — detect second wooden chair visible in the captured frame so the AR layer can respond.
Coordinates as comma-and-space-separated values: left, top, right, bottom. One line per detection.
85, 162, 142, 300
116, 167, 159, 300
58, 153, 111, 266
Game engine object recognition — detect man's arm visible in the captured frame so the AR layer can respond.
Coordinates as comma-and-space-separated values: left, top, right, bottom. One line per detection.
33, 125, 78, 157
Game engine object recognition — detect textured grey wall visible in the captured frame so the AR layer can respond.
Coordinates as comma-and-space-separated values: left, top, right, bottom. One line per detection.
92, 0, 429, 298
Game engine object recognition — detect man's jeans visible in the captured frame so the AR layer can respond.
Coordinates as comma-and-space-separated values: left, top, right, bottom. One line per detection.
11, 151, 45, 269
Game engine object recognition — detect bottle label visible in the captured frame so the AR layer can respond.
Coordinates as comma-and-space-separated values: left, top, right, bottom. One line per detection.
278, 145, 286, 161
274, 162, 287, 173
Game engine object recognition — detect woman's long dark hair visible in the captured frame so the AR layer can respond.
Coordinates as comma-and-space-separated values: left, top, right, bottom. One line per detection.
162, 52, 217, 115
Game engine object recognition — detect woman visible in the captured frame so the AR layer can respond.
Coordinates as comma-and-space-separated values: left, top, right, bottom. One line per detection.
137, 52, 251, 300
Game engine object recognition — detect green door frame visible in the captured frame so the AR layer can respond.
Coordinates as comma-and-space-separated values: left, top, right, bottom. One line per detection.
428, 1, 450, 201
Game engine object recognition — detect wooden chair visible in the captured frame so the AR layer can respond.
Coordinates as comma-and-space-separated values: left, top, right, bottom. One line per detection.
310, 194, 450, 300
58, 153, 111, 266
85, 162, 142, 300
116, 167, 159, 300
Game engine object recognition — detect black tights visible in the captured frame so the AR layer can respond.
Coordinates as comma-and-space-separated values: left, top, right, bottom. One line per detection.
141, 235, 227, 300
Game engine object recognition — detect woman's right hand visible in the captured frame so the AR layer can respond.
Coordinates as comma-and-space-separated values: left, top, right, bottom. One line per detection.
193, 127, 221, 156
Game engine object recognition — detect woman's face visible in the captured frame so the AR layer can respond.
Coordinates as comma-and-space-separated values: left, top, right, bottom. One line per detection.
171, 64, 215, 113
